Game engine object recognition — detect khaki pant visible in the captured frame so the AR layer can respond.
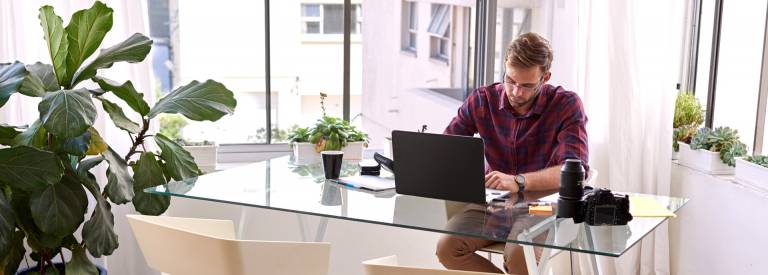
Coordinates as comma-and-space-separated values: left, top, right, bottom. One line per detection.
435, 204, 544, 274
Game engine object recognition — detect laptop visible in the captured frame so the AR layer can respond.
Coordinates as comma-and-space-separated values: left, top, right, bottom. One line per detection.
391, 130, 510, 204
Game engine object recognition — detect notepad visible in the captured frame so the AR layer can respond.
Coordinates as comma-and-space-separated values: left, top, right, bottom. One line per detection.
336, 175, 396, 191
630, 196, 676, 217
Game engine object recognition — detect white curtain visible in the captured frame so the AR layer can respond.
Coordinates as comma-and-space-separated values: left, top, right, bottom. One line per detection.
576, 0, 686, 274
1, 1, 156, 274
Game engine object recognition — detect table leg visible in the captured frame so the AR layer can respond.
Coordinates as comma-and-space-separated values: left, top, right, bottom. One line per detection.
582, 225, 600, 275
297, 214, 330, 242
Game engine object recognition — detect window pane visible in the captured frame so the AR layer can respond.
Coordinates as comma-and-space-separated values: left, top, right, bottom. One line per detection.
711, 0, 768, 149
694, 0, 715, 110
409, 2, 417, 30
152, 1, 267, 144
428, 4, 450, 35
304, 22, 320, 34
270, 3, 349, 143
409, 33, 417, 49
362, 2, 475, 149
303, 4, 320, 17
323, 4, 344, 34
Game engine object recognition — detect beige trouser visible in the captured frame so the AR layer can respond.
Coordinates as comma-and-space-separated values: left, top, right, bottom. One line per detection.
435, 204, 544, 274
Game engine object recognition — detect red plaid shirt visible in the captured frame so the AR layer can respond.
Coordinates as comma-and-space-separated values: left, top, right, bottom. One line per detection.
444, 83, 589, 174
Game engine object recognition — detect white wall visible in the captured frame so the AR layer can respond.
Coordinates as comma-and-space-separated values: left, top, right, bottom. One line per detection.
670, 163, 768, 274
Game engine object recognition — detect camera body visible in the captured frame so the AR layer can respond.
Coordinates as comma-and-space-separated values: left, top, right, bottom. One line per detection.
575, 188, 633, 226
557, 159, 633, 226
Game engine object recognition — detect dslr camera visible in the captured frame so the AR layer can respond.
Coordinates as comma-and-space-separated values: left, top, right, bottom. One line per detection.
557, 159, 633, 226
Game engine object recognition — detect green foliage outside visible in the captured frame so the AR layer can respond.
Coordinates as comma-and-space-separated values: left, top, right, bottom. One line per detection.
159, 114, 188, 142
673, 92, 704, 151
690, 127, 747, 167
0, 2, 236, 273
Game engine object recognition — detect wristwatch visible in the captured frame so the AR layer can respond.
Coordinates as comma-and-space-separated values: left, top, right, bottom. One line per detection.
514, 174, 526, 192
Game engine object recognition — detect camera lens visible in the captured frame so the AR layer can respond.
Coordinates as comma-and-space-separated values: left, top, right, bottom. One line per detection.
557, 159, 585, 219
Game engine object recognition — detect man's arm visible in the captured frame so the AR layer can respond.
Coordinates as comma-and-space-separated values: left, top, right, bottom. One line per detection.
443, 90, 482, 136
485, 165, 561, 192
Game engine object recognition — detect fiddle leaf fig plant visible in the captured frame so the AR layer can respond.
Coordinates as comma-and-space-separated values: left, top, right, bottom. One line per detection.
0, 2, 236, 274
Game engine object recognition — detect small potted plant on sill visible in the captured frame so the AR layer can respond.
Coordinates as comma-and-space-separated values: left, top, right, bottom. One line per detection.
735, 155, 768, 191
288, 93, 368, 164
0, 2, 236, 274
672, 92, 704, 160
678, 127, 747, 174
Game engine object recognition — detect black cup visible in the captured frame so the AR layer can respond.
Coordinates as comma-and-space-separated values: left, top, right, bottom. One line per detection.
321, 151, 344, 179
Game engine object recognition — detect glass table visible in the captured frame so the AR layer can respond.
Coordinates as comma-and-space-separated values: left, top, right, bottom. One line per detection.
146, 156, 688, 274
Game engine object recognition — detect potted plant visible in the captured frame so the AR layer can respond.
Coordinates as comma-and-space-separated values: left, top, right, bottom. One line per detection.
0, 2, 237, 274
672, 92, 704, 159
735, 155, 768, 190
160, 115, 217, 173
678, 127, 747, 174
288, 93, 368, 164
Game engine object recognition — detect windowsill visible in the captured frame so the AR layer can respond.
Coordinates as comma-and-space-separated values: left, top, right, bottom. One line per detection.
400, 49, 417, 57
301, 34, 363, 44
429, 56, 450, 66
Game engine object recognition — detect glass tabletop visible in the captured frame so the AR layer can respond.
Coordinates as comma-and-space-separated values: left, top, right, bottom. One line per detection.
146, 156, 688, 257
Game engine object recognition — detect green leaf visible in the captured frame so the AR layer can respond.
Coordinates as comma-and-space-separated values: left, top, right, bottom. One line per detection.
0, 230, 25, 275
0, 124, 21, 146
11, 191, 61, 250
0, 62, 27, 108
30, 177, 88, 238
39, 6, 69, 87
132, 153, 170, 215
72, 33, 152, 86
101, 147, 134, 204
54, 130, 91, 156
0, 191, 14, 257
86, 128, 108, 155
148, 80, 237, 121
65, 246, 99, 275
19, 62, 58, 97
154, 133, 201, 181
93, 77, 150, 116
80, 172, 119, 257
12, 120, 47, 149
0, 146, 63, 193
77, 156, 104, 176
65, 1, 113, 87
100, 98, 141, 133
38, 89, 97, 139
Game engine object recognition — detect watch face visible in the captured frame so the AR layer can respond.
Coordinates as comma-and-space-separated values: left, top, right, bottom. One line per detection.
515, 175, 525, 184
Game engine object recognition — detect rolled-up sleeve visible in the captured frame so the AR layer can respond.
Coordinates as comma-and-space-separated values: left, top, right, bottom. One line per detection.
550, 94, 590, 171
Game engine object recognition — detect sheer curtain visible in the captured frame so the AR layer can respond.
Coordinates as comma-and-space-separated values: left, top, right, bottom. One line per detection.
1, 1, 155, 274
576, 0, 686, 274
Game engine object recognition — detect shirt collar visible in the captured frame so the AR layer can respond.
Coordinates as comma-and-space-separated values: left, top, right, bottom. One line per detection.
497, 84, 550, 117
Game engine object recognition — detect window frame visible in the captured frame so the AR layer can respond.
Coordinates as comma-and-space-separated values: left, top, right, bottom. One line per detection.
402, 1, 418, 53
428, 4, 452, 62
301, 4, 323, 34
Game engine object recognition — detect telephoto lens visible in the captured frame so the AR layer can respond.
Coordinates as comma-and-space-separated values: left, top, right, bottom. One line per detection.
557, 159, 585, 219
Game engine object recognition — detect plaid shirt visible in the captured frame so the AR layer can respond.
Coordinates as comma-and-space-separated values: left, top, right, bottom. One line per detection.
444, 83, 589, 174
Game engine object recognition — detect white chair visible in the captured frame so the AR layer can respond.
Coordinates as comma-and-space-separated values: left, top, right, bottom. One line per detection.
478, 168, 599, 255
363, 255, 500, 275
126, 214, 331, 275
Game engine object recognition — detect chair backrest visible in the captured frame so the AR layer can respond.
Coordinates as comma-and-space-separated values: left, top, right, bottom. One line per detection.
127, 215, 331, 275
363, 255, 499, 275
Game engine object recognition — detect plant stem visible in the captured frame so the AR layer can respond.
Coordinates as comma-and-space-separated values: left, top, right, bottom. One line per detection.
125, 119, 150, 162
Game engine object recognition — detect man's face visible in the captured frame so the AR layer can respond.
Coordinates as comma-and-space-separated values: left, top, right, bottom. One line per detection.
503, 62, 550, 111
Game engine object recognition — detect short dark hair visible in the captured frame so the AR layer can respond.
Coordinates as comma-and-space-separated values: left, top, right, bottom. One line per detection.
505, 32, 553, 73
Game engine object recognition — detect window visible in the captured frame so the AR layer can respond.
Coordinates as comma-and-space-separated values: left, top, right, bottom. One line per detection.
428, 4, 451, 61
493, 7, 532, 83
402, 1, 418, 52
301, 4, 362, 35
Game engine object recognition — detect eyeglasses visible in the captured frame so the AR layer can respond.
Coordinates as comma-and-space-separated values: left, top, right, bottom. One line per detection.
503, 76, 544, 94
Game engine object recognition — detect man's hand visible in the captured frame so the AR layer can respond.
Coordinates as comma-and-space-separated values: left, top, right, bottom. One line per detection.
485, 171, 519, 192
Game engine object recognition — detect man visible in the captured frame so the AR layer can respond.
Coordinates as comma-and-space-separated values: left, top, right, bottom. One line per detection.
436, 33, 589, 274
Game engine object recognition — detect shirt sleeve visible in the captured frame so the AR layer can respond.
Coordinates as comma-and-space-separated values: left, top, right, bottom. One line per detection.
550, 93, 590, 171
443, 89, 482, 136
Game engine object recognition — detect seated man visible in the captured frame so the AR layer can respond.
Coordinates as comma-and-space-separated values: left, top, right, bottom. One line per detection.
436, 32, 589, 274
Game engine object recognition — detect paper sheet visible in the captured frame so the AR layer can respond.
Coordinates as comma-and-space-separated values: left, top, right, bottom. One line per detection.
630, 196, 676, 217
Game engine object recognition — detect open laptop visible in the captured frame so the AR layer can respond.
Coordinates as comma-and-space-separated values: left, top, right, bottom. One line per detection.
391, 130, 510, 204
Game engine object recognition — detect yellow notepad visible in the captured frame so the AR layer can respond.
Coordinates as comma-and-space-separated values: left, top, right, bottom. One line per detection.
629, 196, 676, 217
